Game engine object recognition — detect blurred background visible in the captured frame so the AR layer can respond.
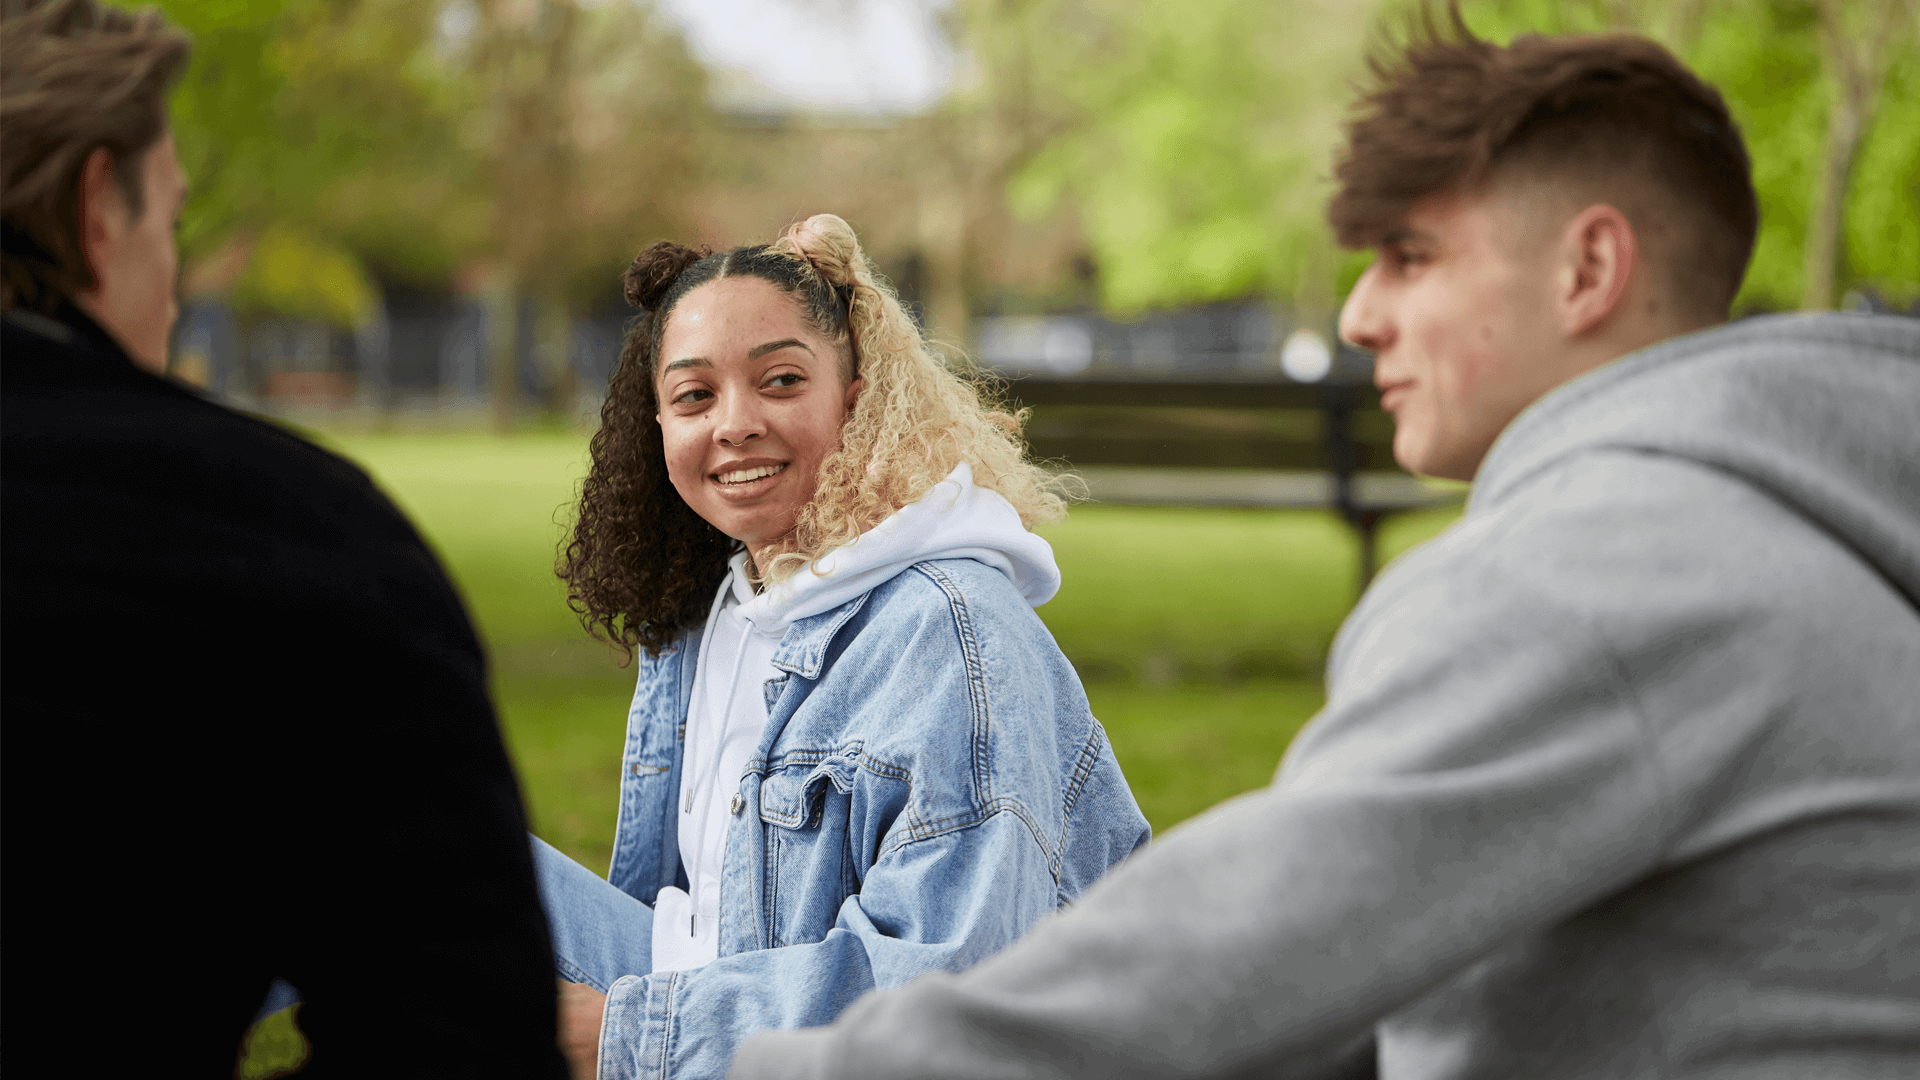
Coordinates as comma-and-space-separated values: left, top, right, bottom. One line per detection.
154, 0, 1919, 870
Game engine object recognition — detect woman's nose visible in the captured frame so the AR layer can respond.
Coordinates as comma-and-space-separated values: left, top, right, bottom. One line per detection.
712, 390, 766, 446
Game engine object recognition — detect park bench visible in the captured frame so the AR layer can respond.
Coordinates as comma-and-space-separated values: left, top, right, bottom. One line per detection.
998, 371, 1460, 593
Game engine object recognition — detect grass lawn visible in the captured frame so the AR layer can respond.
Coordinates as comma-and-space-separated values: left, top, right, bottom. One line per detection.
314, 430, 1459, 861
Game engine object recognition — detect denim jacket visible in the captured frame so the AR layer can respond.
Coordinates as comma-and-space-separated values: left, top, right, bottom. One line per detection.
597, 556, 1151, 1079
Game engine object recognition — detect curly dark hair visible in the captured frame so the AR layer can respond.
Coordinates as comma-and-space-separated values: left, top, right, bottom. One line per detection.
558, 239, 858, 659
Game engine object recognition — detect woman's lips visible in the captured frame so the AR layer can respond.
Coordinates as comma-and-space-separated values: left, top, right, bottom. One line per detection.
716, 462, 786, 485
709, 461, 789, 499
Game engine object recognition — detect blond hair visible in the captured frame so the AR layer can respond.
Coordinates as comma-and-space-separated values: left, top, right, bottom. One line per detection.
757, 213, 1065, 583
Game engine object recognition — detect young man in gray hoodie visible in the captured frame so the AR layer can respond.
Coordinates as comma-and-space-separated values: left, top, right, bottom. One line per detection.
725, 14, 1920, 1080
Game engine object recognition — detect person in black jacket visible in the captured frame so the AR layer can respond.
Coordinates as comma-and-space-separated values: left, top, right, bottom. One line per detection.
1, 1, 570, 1074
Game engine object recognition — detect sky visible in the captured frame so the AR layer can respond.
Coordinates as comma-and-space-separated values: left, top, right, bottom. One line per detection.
654, 0, 956, 116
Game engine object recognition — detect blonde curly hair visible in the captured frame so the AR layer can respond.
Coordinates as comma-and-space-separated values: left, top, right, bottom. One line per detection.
560, 213, 1066, 656
758, 213, 1065, 583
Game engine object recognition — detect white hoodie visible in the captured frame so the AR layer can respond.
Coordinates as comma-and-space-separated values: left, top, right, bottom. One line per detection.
650, 462, 1061, 972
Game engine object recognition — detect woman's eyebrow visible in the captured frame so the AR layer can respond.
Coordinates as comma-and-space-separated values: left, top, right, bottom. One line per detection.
748, 338, 813, 360
662, 356, 712, 373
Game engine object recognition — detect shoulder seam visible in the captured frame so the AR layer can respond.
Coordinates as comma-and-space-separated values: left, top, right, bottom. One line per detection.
909, 561, 993, 809
877, 801, 1061, 884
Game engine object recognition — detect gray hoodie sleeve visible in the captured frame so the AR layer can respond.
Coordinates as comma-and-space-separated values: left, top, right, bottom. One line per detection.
726, 482, 1684, 1080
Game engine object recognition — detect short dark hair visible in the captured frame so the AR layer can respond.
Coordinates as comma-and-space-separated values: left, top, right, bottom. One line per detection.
1328, 6, 1757, 317
1, 0, 191, 315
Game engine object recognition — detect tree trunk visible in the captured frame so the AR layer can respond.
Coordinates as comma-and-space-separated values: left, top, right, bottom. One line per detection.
535, 295, 576, 423
488, 272, 520, 433
1801, 0, 1910, 310
917, 177, 972, 357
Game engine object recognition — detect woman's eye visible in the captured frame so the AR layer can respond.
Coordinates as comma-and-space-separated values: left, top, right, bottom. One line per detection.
672, 388, 711, 405
767, 373, 805, 389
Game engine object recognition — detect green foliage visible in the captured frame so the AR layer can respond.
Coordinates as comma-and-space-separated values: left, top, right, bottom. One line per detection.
983, 0, 1917, 314
995, 0, 1368, 313
1845, 45, 1920, 306
1445, 0, 1918, 310
1680, 0, 1827, 310
156, 0, 712, 318
158, 0, 289, 264
230, 223, 380, 326
158, 0, 484, 301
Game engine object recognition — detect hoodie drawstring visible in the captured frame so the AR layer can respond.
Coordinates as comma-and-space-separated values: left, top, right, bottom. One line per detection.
687, 624, 753, 815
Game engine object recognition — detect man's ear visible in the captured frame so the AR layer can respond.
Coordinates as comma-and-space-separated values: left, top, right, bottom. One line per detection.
76, 147, 123, 294
1556, 203, 1637, 338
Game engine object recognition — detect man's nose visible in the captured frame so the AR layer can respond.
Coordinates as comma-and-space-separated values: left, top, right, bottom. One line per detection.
713, 390, 766, 446
1338, 264, 1393, 355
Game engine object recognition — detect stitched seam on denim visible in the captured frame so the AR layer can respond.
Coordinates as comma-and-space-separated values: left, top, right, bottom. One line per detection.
774, 590, 873, 678
757, 743, 912, 783
876, 802, 1058, 880
610, 647, 678, 889
911, 562, 992, 807
764, 827, 781, 949
754, 748, 915, 830
655, 970, 679, 1080
556, 954, 602, 991
1044, 724, 1104, 881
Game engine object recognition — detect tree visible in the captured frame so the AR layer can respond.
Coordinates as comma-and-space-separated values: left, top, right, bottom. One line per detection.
962, 0, 1376, 321
952, 0, 1918, 319
1800, 0, 1918, 308
161, 0, 476, 305
453, 0, 710, 427
1458, 0, 1919, 310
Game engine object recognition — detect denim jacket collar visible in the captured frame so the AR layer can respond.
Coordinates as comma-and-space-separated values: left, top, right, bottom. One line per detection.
766, 591, 873, 680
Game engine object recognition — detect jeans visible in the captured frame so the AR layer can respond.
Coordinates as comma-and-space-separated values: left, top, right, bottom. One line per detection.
531, 835, 653, 991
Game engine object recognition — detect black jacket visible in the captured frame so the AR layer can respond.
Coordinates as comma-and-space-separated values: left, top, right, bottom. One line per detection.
1, 305, 568, 1076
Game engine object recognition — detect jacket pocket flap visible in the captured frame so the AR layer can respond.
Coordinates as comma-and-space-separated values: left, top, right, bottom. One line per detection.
758, 757, 856, 829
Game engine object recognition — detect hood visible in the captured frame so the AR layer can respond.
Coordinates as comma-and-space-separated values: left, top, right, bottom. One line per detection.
735, 461, 1062, 637
1474, 311, 1920, 609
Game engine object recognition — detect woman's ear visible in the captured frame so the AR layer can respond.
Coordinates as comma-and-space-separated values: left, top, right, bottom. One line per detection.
842, 376, 865, 414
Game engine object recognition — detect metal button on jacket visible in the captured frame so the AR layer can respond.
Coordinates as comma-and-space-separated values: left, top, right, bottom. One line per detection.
729, 792, 744, 815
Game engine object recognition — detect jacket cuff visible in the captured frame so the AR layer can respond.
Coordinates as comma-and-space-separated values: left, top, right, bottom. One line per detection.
599, 972, 675, 1080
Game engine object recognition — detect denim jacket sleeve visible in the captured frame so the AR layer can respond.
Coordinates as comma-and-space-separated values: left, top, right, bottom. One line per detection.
598, 808, 1065, 1080
596, 559, 1151, 1080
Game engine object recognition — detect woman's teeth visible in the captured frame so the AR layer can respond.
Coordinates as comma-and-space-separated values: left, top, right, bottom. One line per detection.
717, 463, 787, 485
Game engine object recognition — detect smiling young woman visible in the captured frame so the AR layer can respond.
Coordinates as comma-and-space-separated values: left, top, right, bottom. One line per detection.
543, 214, 1150, 1078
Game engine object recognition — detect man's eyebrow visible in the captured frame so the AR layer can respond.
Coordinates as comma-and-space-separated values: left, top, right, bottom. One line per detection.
662, 356, 713, 373
748, 338, 813, 360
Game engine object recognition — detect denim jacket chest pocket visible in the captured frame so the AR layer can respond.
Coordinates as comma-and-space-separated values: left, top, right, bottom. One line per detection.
755, 756, 868, 949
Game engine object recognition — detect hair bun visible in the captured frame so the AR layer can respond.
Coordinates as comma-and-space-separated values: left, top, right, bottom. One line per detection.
623, 242, 708, 309
772, 214, 863, 287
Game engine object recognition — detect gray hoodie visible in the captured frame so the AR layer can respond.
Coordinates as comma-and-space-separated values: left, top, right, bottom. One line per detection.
729, 312, 1920, 1080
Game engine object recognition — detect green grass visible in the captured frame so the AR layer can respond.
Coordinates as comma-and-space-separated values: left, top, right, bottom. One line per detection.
315, 430, 1459, 863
